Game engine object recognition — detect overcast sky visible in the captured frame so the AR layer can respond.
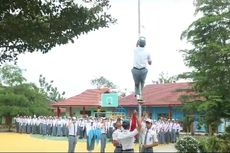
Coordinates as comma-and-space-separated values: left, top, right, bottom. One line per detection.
17, 0, 196, 98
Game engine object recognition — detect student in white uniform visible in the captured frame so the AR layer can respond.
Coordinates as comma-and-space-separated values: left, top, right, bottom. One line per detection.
86, 119, 96, 152
131, 36, 152, 101
140, 118, 158, 153
67, 117, 78, 153
112, 119, 123, 153
99, 118, 107, 153
117, 119, 141, 153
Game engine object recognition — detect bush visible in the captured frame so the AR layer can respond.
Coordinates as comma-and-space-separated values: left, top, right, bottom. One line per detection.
199, 135, 230, 153
225, 125, 230, 134
199, 136, 218, 152
175, 136, 200, 153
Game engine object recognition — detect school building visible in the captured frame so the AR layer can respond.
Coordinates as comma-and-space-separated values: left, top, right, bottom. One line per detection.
51, 82, 228, 133
51, 82, 191, 122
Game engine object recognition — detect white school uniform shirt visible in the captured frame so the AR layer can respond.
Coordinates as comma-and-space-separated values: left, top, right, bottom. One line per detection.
86, 122, 95, 136
151, 123, 157, 133
68, 121, 78, 136
95, 121, 101, 128
99, 122, 107, 134
112, 128, 122, 141
23, 118, 27, 125
48, 119, 53, 125
36, 118, 40, 126
141, 128, 158, 145
172, 123, 177, 130
117, 129, 138, 150
31, 118, 36, 125
168, 122, 173, 132
57, 120, 63, 126
27, 118, 31, 125
164, 122, 170, 132
79, 120, 84, 127
63, 119, 68, 126
52, 119, 57, 126
133, 47, 152, 69
15, 117, 19, 122
175, 123, 181, 132
18, 118, 23, 125
158, 122, 164, 132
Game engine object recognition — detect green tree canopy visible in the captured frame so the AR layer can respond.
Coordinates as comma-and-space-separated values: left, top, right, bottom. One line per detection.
0, 64, 26, 86
180, 0, 230, 134
0, 0, 116, 63
90, 76, 117, 89
39, 74, 65, 102
0, 64, 54, 130
157, 72, 177, 84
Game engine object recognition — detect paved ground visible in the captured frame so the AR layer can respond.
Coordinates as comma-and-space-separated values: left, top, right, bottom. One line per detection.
0, 132, 177, 152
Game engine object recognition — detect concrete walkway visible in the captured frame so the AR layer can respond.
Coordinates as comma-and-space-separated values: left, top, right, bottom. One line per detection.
154, 143, 177, 152
135, 143, 177, 152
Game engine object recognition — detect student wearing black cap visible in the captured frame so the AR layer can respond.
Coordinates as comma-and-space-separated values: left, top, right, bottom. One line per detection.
117, 119, 141, 153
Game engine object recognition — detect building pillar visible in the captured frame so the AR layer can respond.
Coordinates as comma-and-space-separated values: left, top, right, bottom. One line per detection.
168, 105, 172, 119
83, 106, 86, 115
70, 107, 72, 117
57, 107, 60, 117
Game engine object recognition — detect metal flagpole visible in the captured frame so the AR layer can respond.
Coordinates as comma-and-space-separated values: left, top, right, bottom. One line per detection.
138, 0, 142, 152
138, 0, 141, 36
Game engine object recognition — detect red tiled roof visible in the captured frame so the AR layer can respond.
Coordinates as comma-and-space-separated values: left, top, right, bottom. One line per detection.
51, 88, 110, 107
119, 82, 192, 106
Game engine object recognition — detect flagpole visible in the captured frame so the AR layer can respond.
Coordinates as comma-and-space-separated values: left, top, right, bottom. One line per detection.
138, 0, 142, 152
138, 0, 141, 36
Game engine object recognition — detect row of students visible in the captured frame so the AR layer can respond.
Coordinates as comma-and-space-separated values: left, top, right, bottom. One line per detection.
15, 115, 182, 153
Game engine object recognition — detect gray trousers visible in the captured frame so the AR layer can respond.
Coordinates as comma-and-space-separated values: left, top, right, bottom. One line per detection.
114, 145, 122, 153
122, 149, 134, 153
171, 129, 176, 143
100, 133, 107, 153
165, 131, 170, 144
52, 125, 57, 136
68, 136, 77, 153
16, 122, 19, 132
158, 131, 165, 144
131, 68, 148, 95
141, 147, 153, 153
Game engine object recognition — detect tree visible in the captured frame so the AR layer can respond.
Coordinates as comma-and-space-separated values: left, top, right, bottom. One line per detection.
39, 74, 65, 102
0, 65, 52, 131
90, 76, 117, 89
0, 0, 116, 63
157, 72, 177, 84
180, 0, 230, 134
0, 83, 52, 131
0, 64, 26, 86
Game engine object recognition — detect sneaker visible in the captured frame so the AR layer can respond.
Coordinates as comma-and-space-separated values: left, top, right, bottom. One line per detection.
136, 95, 141, 101
137, 95, 144, 102
138, 98, 144, 102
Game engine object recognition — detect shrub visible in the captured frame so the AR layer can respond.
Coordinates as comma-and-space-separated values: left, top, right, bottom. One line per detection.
225, 125, 230, 134
175, 136, 200, 153
199, 135, 230, 153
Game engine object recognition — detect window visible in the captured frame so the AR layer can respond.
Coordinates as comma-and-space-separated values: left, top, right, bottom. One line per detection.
157, 113, 168, 120
80, 110, 91, 116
